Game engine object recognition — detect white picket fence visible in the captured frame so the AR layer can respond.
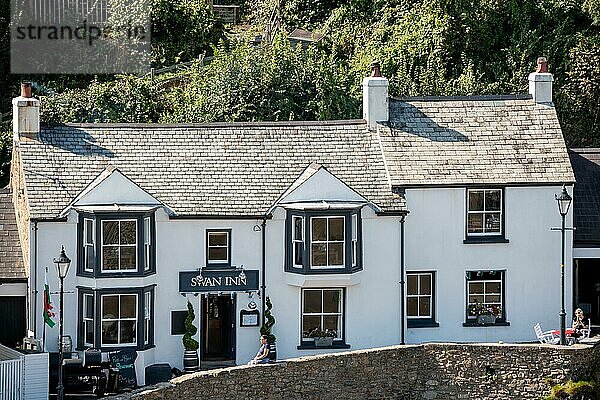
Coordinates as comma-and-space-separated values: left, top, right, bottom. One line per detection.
0, 354, 23, 400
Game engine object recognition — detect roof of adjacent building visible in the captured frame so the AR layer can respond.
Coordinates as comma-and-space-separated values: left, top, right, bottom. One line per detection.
379, 96, 574, 187
0, 189, 26, 279
569, 148, 600, 245
18, 96, 575, 220
20, 120, 403, 219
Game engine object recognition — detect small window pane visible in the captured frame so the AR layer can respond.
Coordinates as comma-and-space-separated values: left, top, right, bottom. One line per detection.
323, 315, 340, 336
420, 275, 432, 295
102, 321, 118, 344
85, 296, 94, 318
469, 282, 484, 294
323, 290, 341, 313
102, 296, 118, 318
485, 213, 501, 232
328, 218, 344, 241
468, 214, 483, 233
120, 295, 136, 318
85, 220, 94, 243
208, 247, 227, 261
419, 297, 431, 316
144, 218, 150, 243
485, 190, 501, 211
486, 295, 501, 303
407, 275, 418, 295
312, 218, 327, 241
85, 321, 94, 344
294, 242, 303, 265
469, 294, 484, 303
120, 221, 136, 245
352, 214, 357, 240
294, 217, 303, 241
302, 316, 321, 337
469, 191, 484, 211
485, 282, 501, 293
303, 290, 322, 313
120, 321, 136, 343
209, 233, 228, 246
328, 243, 344, 266
311, 244, 327, 266
120, 247, 137, 269
86, 246, 95, 269
407, 298, 418, 316
103, 247, 119, 270
102, 221, 119, 245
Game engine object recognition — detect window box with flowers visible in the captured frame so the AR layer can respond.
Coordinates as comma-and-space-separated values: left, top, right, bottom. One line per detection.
307, 328, 337, 347
470, 302, 502, 325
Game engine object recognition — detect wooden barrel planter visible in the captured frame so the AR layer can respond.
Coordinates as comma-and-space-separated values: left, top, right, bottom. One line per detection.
183, 350, 199, 372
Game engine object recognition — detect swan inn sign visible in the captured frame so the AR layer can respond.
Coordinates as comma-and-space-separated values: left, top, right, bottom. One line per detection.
179, 269, 259, 292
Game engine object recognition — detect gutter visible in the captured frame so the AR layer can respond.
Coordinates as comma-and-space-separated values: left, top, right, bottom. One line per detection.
261, 216, 267, 325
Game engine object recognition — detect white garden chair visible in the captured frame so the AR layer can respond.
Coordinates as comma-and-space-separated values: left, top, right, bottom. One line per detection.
534, 323, 560, 344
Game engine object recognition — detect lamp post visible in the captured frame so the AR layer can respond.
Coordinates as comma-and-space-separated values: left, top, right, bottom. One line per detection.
555, 185, 572, 346
54, 246, 71, 400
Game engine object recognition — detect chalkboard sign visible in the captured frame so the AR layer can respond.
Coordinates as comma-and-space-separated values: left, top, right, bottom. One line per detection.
109, 349, 138, 389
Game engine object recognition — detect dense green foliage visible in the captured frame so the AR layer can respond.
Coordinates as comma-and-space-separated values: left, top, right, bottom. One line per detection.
182, 300, 199, 351
34, 0, 600, 147
545, 380, 597, 399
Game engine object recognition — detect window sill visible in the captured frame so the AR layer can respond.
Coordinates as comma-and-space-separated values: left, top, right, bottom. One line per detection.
463, 237, 509, 244
407, 320, 439, 328
297, 342, 351, 350
462, 321, 510, 327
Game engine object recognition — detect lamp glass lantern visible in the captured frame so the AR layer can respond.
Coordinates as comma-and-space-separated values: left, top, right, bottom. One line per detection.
555, 185, 572, 217
54, 246, 71, 278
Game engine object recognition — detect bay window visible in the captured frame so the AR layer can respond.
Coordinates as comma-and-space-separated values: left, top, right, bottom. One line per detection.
77, 286, 154, 350
77, 212, 155, 277
286, 210, 362, 274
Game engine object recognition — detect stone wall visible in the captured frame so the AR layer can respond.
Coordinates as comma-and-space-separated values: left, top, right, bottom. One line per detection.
112, 343, 599, 400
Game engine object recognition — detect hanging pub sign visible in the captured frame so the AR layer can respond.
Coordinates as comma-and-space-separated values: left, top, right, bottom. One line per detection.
179, 269, 259, 292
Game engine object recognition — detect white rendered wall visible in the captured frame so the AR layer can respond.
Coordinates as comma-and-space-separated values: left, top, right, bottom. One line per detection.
30, 183, 574, 379
404, 186, 574, 344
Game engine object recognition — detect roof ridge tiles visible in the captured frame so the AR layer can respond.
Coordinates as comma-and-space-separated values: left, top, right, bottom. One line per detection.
391, 94, 533, 102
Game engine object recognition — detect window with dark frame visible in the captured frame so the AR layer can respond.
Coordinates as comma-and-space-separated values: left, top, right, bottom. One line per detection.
467, 189, 503, 236
285, 210, 362, 274
301, 288, 344, 342
101, 220, 137, 272
77, 213, 156, 277
83, 293, 94, 346
101, 294, 137, 346
292, 216, 304, 268
83, 218, 95, 272
207, 230, 230, 266
465, 270, 505, 325
77, 286, 155, 350
406, 271, 438, 328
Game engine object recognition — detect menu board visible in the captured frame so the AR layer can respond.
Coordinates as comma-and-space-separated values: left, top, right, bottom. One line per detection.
109, 349, 137, 389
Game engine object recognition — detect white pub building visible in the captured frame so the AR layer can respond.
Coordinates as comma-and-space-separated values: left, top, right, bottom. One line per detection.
10, 59, 574, 385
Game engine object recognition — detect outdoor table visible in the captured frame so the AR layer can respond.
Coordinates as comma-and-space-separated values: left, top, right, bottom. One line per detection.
551, 328, 575, 336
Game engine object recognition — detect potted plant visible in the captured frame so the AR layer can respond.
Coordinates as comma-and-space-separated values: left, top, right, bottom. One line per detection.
260, 296, 277, 360
307, 328, 337, 347
182, 300, 199, 372
469, 302, 501, 325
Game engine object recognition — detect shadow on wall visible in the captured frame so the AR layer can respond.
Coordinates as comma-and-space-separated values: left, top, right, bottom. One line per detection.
388, 101, 469, 142
569, 150, 600, 242
40, 126, 116, 158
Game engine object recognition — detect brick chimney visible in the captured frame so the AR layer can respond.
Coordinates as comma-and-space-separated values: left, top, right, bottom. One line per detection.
12, 82, 40, 139
363, 62, 389, 130
528, 57, 553, 104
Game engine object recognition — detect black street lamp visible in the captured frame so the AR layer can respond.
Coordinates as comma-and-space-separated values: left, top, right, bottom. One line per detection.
555, 185, 572, 346
54, 246, 71, 400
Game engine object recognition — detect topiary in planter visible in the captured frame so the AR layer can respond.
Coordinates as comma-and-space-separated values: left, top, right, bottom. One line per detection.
183, 300, 199, 351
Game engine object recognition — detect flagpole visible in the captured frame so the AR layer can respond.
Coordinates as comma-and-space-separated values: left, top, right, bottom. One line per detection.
43, 266, 47, 352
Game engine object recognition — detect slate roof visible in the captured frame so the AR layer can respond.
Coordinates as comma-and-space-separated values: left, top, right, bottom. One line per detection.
0, 189, 26, 279
569, 149, 600, 246
379, 96, 574, 187
19, 121, 403, 219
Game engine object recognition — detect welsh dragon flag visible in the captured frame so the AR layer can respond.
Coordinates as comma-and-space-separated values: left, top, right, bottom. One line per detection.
43, 267, 55, 328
